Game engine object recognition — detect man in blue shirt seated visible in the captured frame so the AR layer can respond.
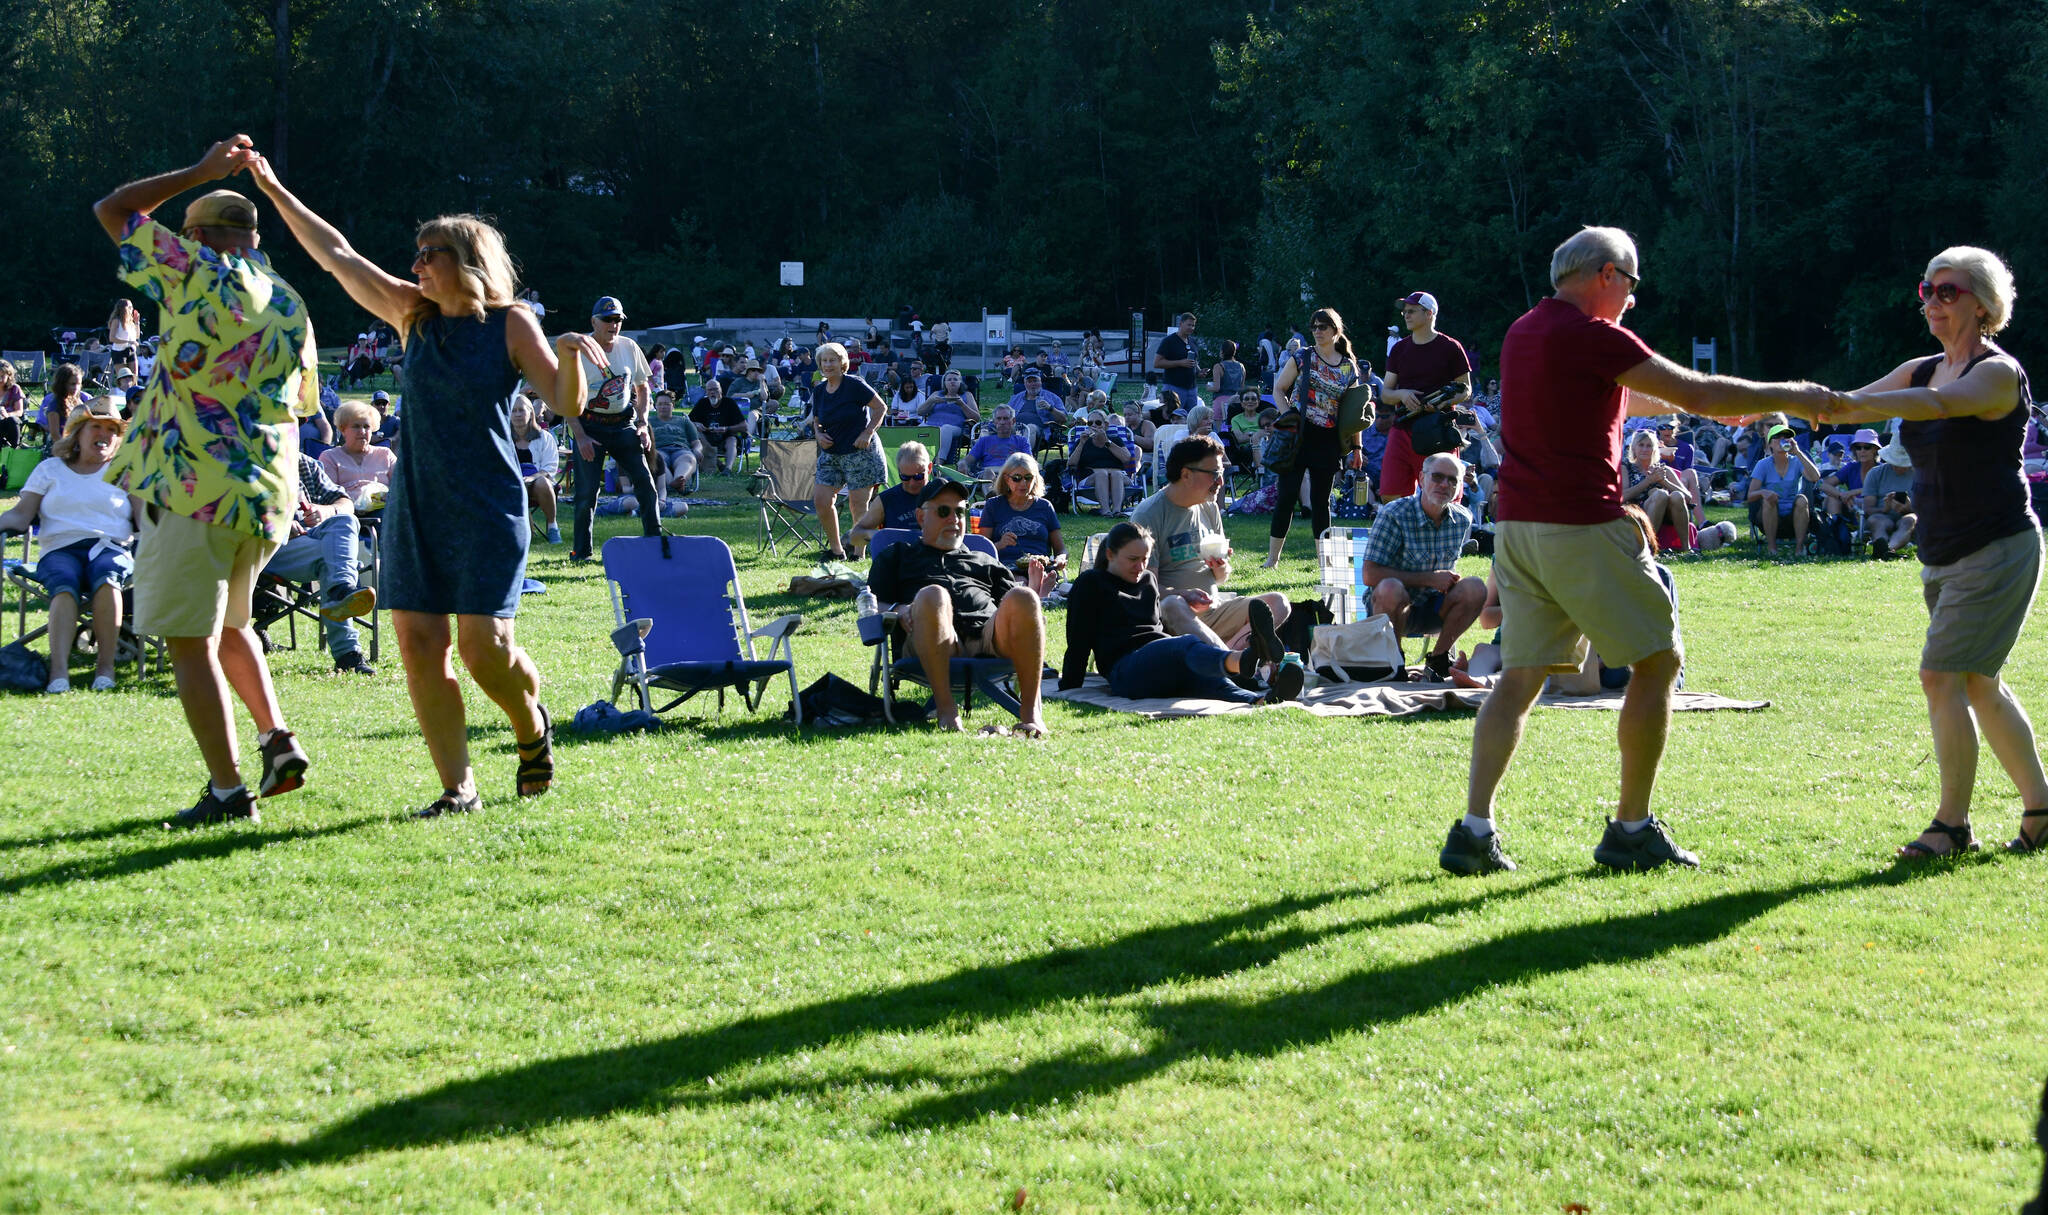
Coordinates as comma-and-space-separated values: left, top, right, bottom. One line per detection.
962, 407, 1032, 479
1359, 452, 1487, 682
867, 477, 1048, 737
1005, 369, 1067, 447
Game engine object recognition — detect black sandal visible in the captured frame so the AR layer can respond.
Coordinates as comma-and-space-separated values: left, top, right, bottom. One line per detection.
1897, 817, 1979, 859
414, 787, 481, 819
2008, 809, 2048, 854
515, 704, 554, 798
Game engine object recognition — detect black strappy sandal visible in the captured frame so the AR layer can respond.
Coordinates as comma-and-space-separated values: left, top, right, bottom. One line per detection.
2007, 809, 2048, 854
414, 787, 481, 819
515, 705, 554, 799
1897, 817, 1979, 860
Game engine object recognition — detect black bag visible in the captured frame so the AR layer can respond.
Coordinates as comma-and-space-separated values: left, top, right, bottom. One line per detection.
788, 672, 888, 726
1407, 408, 1462, 458
1261, 415, 1303, 475
0, 641, 47, 692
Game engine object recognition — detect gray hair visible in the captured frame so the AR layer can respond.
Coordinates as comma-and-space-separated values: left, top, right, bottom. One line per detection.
1550, 226, 1639, 288
1925, 245, 2016, 335
896, 441, 931, 469
1421, 451, 1467, 481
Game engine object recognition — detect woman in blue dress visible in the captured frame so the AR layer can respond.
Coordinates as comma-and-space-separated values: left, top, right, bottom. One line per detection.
247, 155, 606, 818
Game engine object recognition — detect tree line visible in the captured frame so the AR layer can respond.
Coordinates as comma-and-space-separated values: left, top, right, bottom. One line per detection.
3, 0, 2044, 383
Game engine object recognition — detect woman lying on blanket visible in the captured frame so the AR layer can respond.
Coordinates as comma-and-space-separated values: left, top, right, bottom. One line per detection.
1059, 522, 1302, 705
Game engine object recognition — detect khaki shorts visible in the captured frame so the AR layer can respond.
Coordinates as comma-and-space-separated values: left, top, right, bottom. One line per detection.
1494, 517, 1677, 673
133, 505, 280, 638
1162, 591, 1282, 651
1921, 527, 2042, 675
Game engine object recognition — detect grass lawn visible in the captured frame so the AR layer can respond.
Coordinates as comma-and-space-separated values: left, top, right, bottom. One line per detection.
3, 452, 2047, 1213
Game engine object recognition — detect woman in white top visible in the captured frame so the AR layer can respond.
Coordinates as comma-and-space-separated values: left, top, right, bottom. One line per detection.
106, 299, 142, 362
319, 400, 399, 504
0, 408, 138, 692
509, 395, 561, 543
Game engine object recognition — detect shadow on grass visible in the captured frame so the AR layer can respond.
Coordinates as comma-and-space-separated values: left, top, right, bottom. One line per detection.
0, 813, 183, 853
1, 816, 384, 896
173, 870, 1628, 1179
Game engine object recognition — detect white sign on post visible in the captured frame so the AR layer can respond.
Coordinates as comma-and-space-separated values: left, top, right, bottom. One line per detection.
985, 313, 1009, 344
779, 261, 804, 287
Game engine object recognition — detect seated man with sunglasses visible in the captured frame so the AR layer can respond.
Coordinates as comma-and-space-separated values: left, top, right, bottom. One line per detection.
846, 440, 936, 558
867, 477, 1048, 737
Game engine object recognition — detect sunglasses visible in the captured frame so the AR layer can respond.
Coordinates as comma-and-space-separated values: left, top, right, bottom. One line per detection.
412, 245, 454, 265
1005, 473, 1032, 482
1612, 264, 1640, 288
927, 503, 965, 519
1917, 280, 1974, 305
902, 471, 928, 482
1186, 465, 1222, 479
1311, 321, 1333, 330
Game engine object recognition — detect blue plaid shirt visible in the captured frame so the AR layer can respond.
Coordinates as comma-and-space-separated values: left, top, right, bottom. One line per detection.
1360, 494, 1472, 578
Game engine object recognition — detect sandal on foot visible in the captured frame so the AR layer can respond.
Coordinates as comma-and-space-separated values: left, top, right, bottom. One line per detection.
515, 705, 555, 798
2008, 809, 2048, 854
414, 787, 481, 819
1898, 817, 1979, 859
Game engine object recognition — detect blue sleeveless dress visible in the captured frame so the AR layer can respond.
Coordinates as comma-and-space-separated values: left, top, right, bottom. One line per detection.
383, 309, 526, 617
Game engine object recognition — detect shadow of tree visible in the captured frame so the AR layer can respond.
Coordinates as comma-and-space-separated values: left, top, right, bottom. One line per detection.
172, 864, 1948, 1182
1, 816, 385, 896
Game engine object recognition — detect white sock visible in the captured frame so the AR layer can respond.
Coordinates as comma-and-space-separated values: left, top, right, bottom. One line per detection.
1461, 813, 1495, 837
257, 728, 278, 747
1618, 816, 1654, 833
211, 782, 247, 802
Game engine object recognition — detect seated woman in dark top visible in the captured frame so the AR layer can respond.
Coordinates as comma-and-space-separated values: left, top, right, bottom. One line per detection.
1059, 522, 1301, 704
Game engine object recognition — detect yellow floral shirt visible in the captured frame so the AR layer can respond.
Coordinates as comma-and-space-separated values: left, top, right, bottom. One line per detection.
105, 214, 318, 542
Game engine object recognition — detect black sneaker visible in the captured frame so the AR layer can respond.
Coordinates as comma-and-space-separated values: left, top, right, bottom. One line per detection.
1421, 651, 1453, 682
1246, 597, 1286, 669
1593, 815, 1700, 871
333, 650, 375, 676
257, 728, 310, 799
1439, 820, 1516, 875
167, 784, 259, 829
1265, 659, 1306, 703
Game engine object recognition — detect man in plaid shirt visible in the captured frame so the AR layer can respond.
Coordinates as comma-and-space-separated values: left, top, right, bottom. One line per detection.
1360, 451, 1485, 682
259, 453, 377, 674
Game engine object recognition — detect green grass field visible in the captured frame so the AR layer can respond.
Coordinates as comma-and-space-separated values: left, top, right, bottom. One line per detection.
4, 452, 2047, 1213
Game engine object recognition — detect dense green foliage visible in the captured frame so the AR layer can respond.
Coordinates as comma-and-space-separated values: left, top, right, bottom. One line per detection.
5, 0, 2048, 379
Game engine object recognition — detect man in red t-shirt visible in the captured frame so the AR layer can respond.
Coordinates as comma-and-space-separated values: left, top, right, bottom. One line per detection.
1441, 226, 1836, 878
1379, 291, 1474, 498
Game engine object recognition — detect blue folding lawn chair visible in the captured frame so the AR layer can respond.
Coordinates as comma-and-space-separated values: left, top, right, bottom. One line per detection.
602, 534, 804, 722
862, 527, 1048, 725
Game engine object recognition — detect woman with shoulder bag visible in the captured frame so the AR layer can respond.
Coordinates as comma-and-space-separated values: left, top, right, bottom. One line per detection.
1263, 306, 1364, 568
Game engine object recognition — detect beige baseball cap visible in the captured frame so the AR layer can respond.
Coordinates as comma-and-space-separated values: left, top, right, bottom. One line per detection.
182, 190, 258, 232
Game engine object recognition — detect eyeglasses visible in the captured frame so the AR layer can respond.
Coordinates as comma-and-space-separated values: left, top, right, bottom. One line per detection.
1185, 464, 1222, 480
1425, 472, 1460, 485
412, 245, 454, 265
1918, 280, 1974, 305
927, 503, 964, 519
1611, 264, 1640, 289
1311, 321, 1333, 331
902, 471, 928, 482
1005, 473, 1032, 482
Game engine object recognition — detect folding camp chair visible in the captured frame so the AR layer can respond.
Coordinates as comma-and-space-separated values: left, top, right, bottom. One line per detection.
862, 527, 1044, 725
749, 437, 825, 556
1314, 525, 1440, 664
2, 528, 164, 676
602, 534, 803, 721
1, 350, 46, 387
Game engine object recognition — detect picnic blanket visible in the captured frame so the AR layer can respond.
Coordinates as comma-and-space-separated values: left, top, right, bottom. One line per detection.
1047, 675, 1768, 719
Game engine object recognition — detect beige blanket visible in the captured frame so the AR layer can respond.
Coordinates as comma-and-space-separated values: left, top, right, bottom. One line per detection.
1047, 676, 1768, 719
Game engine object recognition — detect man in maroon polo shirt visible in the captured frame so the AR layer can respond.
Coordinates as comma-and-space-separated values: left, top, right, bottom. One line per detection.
1440, 226, 1837, 876
1379, 290, 1474, 499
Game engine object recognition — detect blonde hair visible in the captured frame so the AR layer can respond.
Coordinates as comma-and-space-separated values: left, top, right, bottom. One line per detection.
814, 341, 850, 368
995, 451, 1045, 499
334, 400, 378, 431
402, 214, 520, 335
1086, 388, 1109, 409
1925, 245, 2016, 335
53, 407, 125, 462
896, 440, 932, 469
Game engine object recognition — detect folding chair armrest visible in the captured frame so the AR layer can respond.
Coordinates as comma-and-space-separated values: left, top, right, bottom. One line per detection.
748, 613, 803, 641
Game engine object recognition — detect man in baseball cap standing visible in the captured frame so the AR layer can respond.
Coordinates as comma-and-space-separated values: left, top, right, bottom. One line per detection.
92, 134, 319, 827
1379, 290, 1475, 500
564, 295, 659, 560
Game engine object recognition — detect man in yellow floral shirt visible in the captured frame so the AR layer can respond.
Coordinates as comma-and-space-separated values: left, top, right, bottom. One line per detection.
94, 134, 320, 829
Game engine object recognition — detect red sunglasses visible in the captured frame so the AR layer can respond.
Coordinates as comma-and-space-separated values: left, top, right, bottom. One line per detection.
1918, 280, 1975, 306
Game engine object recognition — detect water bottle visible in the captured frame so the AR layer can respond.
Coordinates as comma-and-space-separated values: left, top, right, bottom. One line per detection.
854, 586, 883, 643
